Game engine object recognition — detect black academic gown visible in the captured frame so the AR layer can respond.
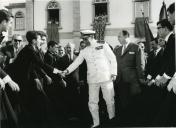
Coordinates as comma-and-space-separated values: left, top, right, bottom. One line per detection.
11, 44, 54, 128
154, 33, 176, 126
0, 35, 18, 128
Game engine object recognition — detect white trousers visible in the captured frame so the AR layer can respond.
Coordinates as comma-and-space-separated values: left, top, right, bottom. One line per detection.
88, 81, 115, 126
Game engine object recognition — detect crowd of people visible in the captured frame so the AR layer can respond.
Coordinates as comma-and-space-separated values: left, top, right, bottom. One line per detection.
0, 2, 175, 128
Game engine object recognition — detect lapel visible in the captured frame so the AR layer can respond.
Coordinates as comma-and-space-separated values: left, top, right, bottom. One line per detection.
121, 43, 132, 56
156, 48, 164, 57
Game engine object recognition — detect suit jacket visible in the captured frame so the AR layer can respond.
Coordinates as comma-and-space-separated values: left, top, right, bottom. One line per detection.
44, 50, 62, 81
114, 43, 145, 93
145, 48, 164, 79
44, 51, 57, 67
159, 33, 175, 77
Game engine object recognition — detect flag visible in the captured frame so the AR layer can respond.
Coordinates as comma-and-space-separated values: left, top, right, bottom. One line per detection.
159, 1, 168, 20
143, 17, 154, 53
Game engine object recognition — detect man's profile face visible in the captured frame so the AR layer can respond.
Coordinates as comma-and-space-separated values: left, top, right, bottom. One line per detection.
118, 32, 126, 45
82, 35, 91, 46
66, 45, 71, 54
58, 47, 64, 57
50, 44, 58, 54
36, 35, 42, 49
158, 38, 165, 47
0, 17, 13, 32
167, 11, 175, 25
40, 36, 47, 53
80, 42, 87, 50
41, 36, 47, 44
157, 24, 166, 38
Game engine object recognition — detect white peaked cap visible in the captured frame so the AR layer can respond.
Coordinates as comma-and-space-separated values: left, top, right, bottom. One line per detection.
80, 30, 95, 35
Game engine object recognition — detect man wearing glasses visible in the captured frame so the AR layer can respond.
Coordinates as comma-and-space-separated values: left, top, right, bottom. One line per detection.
1, 34, 23, 66
155, 19, 175, 87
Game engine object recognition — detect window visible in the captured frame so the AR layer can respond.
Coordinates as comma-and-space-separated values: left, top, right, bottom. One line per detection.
132, 0, 151, 22
93, 0, 109, 23
15, 11, 25, 30
47, 1, 60, 26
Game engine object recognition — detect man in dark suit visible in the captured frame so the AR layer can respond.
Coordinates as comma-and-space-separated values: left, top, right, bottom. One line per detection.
59, 42, 80, 119
44, 41, 67, 123
153, 16, 175, 126
1, 34, 23, 67
167, 2, 175, 92
113, 30, 145, 125
155, 19, 175, 87
12, 31, 61, 128
141, 38, 165, 125
145, 38, 164, 83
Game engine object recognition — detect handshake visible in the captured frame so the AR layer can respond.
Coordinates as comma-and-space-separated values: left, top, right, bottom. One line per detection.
54, 68, 69, 77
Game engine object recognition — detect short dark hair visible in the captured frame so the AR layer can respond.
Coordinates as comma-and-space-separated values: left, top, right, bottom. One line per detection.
121, 30, 130, 37
167, 3, 175, 14
26, 31, 38, 44
47, 41, 57, 48
0, 9, 13, 24
157, 19, 173, 31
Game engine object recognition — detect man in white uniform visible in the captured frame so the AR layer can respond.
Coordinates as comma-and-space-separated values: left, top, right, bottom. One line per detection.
62, 30, 117, 128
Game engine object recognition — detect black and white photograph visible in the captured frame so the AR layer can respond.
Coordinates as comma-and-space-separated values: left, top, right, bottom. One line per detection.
0, 0, 175, 128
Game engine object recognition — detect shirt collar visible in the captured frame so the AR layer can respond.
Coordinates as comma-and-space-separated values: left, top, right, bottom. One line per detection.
165, 31, 173, 42
123, 38, 130, 47
155, 47, 162, 54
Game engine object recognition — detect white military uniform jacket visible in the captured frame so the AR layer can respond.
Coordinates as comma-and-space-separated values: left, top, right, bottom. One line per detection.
67, 39, 117, 84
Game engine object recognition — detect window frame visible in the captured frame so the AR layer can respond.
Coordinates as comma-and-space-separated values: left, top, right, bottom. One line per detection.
15, 11, 25, 30
92, 0, 111, 25
132, 0, 152, 23
47, 0, 61, 28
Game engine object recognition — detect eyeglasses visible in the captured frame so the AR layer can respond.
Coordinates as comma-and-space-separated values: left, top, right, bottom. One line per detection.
14, 39, 22, 42
157, 27, 164, 30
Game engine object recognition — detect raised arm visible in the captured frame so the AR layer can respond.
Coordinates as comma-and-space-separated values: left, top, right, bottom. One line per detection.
64, 50, 85, 75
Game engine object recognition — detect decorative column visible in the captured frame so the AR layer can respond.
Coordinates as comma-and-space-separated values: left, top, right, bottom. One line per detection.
26, 0, 34, 31
73, 0, 80, 49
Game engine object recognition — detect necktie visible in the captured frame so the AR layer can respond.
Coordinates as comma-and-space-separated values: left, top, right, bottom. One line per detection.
68, 54, 72, 62
122, 45, 126, 55
154, 50, 157, 56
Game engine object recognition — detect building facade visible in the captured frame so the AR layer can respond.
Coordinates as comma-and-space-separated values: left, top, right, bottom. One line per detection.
6, 0, 175, 49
